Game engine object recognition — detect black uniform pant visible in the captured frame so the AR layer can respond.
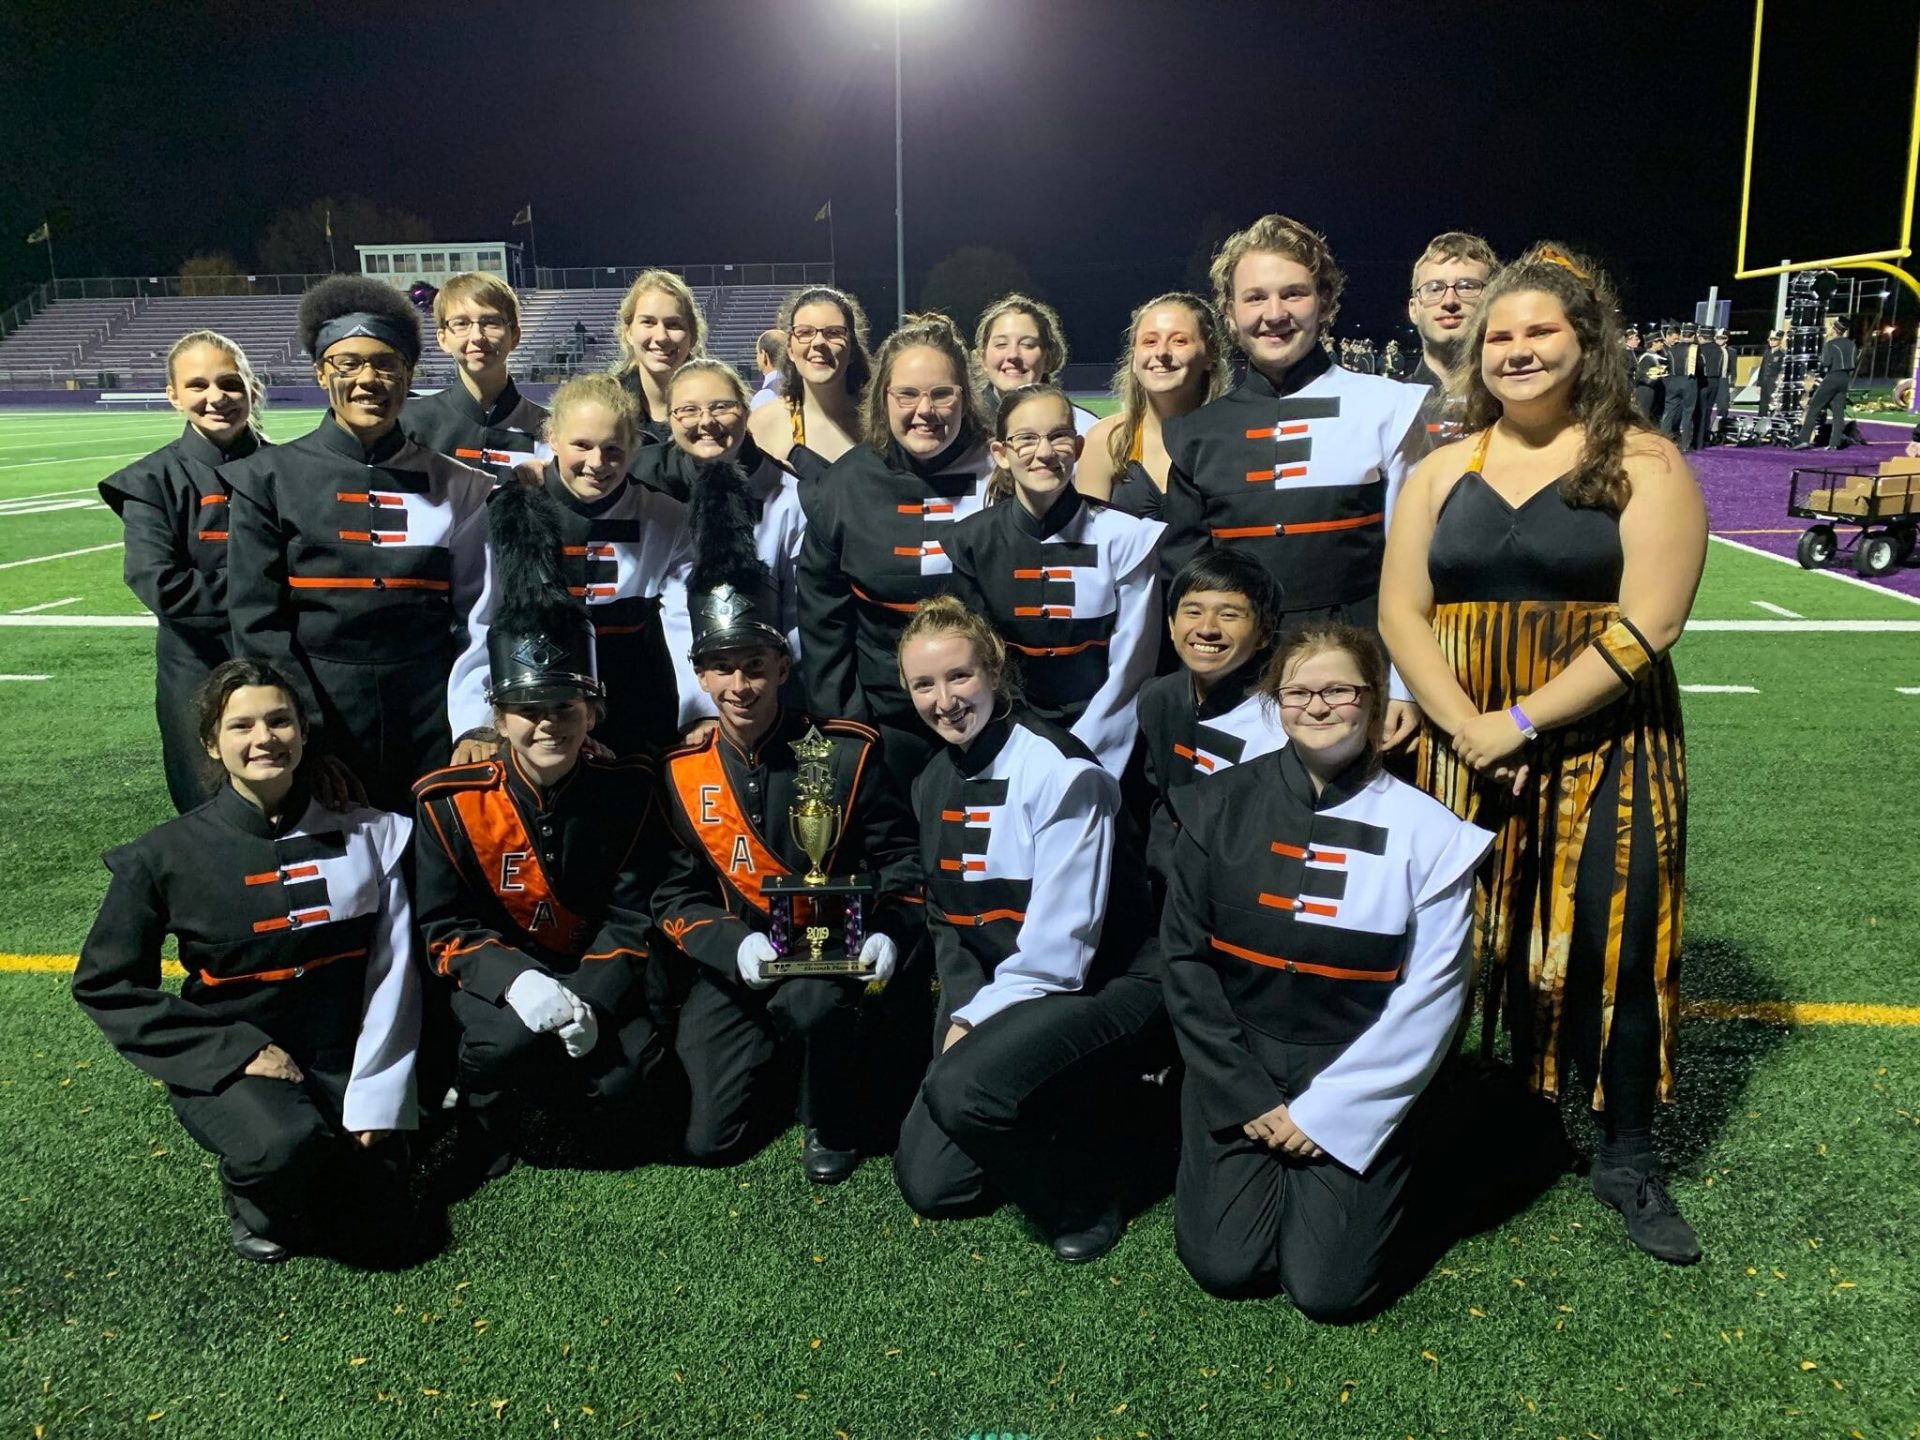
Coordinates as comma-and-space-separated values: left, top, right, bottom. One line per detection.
309, 653, 451, 814
893, 972, 1165, 1238
677, 969, 864, 1161
1662, 379, 1698, 448
1798, 375, 1851, 447
1692, 380, 1722, 448
154, 625, 230, 813
452, 984, 665, 1120
1633, 384, 1659, 424
1174, 1075, 1410, 1322
1758, 380, 1777, 420
167, 1069, 405, 1245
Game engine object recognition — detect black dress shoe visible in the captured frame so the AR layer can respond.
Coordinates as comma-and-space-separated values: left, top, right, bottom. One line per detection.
228, 1214, 290, 1264
801, 1128, 859, 1185
1591, 1165, 1702, 1265
1050, 1209, 1123, 1264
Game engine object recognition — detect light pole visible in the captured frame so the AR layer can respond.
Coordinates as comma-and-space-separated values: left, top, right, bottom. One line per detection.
893, 0, 906, 324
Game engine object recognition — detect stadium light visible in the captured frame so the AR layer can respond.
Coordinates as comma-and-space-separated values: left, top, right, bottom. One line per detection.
891, 0, 907, 324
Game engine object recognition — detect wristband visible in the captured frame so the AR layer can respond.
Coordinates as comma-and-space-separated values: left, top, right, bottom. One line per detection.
1507, 704, 1539, 741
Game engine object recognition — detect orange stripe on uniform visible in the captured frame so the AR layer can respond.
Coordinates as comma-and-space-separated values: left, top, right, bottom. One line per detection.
1209, 935, 1398, 982
197, 945, 365, 987
1211, 511, 1384, 541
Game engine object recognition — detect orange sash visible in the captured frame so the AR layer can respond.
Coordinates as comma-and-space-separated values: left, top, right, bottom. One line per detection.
670, 743, 792, 914
449, 785, 591, 954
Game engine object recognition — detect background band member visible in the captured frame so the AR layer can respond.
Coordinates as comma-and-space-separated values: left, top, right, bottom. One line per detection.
611, 269, 706, 448
73, 660, 418, 1263
748, 285, 874, 481
1404, 231, 1499, 446
414, 528, 673, 1186
1379, 245, 1706, 1265
973, 293, 1100, 434
892, 598, 1166, 1265
654, 481, 921, 1181
1077, 292, 1232, 521
1162, 214, 1430, 752
1691, 328, 1728, 448
1660, 323, 1700, 451
448, 375, 706, 762
1756, 330, 1785, 421
1633, 333, 1668, 424
1137, 550, 1290, 903
945, 383, 1165, 776
797, 313, 996, 792
223, 276, 491, 812
1163, 625, 1491, 1320
402, 272, 549, 483
1793, 317, 1858, 450
98, 330, 265, 812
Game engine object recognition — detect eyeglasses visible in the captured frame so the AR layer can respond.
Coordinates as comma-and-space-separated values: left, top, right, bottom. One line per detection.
1412, 279, 1488, 305
321, 353, 408, 379
1275, 682, 1371, 710
789, 324, 850, 345
668, 399, 744, 423
1004, 428, 1078, 457
887, 385, 961, 409
440, 316, 512, 337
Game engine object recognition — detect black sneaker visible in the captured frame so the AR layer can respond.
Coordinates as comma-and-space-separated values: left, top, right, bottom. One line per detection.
1591, 1165, 1702, 1265
801, 1128, 860, 1185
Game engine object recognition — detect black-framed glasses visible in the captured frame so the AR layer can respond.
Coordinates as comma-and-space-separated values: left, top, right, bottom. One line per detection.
321, 353, 407, 379
440, 316, 512, 337
1412, 279, 1488, 305
1004, 428, 1078, 458
790, 324, 850, 344
1276, 682, 1371, 710
887, 385, 961, 408
668, 399, 744, 423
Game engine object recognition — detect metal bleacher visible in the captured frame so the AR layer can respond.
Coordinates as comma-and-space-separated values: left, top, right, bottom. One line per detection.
88, 296, 303, 386
0, 299, 141, 380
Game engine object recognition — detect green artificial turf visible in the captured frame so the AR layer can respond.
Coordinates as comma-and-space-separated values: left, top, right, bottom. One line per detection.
2, 408, 1918, 1438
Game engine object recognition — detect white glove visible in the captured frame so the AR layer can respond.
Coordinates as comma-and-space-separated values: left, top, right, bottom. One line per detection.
736, 932, 779, 990
858, 933, 898, 984
504, 970, 580, 1034
556, 1001, 600, 1059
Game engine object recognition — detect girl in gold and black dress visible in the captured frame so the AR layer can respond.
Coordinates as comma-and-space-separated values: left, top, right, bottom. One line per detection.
747, 285, 872, 482
1379, 245, 1707, 1265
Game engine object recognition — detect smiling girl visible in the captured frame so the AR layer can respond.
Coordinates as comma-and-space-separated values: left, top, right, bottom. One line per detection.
747, 284, 873, 480
611, 269, 706, 446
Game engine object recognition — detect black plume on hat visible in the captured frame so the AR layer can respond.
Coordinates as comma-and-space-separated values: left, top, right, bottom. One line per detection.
687, 461, 785, 659
484, 481, 600, 704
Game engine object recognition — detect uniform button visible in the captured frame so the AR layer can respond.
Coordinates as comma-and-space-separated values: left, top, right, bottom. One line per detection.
369, 532, 382, 545
973, 916, 985, 927
287, 914, 302, 929
293, 965, 306, 978
370, 577, 385, 590
1292, 898, 1304, 912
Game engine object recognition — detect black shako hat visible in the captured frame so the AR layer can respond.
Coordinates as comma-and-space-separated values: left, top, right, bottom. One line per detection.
687, 460, 786, 660
483, 481, 602, 705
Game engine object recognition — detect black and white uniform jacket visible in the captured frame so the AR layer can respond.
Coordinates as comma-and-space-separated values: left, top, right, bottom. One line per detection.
447, 466, 708, 758
1136, 659, 1288, 893
401, 378, 550, 484
797, 434, 995, 729
1161, 347, 1427, 614
97, 423, 258, 640
223, 420, 491, 711
913, 713, 1159, 1032
944, 485, 1164, 775
72, 785, 418, 1130
1162, 746, 1492, 1174
412, 748, 665, 1013
627, 439, 808, 663
653, 709, 923, 978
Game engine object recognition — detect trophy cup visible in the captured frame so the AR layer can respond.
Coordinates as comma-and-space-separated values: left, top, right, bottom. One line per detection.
763, 724, 878, 978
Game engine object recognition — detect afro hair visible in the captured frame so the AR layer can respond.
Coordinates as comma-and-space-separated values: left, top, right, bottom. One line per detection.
297, 274, 422, 364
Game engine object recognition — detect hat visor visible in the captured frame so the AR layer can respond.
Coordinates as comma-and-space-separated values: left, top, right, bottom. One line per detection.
487, 675, 601, 706
691, 622, 790, 662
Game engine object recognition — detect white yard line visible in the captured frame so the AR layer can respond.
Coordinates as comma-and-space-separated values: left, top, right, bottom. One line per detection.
0, 614, 154, 627
0, 542, 122, 570
1750, 600, 1803, 618
1709, 534, 1920, 610
1898, 686, 1920, 696
9, 597, 80, 614
1680, 684, 1760, 694
0, 487, 98, 503
0, 451, 147, 472
1687, 619, 1920, 632
0, 674, 51, 681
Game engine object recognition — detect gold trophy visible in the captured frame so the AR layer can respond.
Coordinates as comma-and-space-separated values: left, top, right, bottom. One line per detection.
763, 725, 877, 978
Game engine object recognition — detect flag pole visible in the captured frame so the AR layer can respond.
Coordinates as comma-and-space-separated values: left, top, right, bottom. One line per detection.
43, 221, 57, 284
828, 200, 837, 281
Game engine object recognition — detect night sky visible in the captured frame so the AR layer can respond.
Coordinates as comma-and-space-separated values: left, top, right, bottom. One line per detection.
3, 0, 1913, 349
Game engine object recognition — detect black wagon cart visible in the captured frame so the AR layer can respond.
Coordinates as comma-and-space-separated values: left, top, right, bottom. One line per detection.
1789, 459, 1920, 577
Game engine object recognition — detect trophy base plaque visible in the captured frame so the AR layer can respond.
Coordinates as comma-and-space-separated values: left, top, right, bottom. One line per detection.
763, 874, 876, 978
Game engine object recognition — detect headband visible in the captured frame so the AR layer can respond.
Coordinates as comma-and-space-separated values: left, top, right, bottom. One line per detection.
313, 312, 415, 361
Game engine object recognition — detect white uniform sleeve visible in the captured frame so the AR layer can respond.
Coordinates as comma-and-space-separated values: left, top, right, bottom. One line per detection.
445, 465, 493, 651
1380, 383, 1430, 704
1287, 820, 1493, 1173
447, 539, 497, 740
950, 764, 1116, 1030
1070, 518, 1165, 776
341, 814, 422, 1133
773, 483, 807, 666
659, 504, 715, 725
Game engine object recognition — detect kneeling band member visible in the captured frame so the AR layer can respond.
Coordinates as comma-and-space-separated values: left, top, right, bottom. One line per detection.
655, 463, 921, 1181
892, 596, 1165, 1265
1163, 624, 1491, 1320
413, 506, 671, 1182
72, 659, 419, 1264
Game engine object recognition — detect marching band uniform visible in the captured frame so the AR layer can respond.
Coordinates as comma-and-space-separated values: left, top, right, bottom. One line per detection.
1633, 346, 1667, 425
796, 433, 995, 788
1160, 346, 1428, 636
1163, 744, 1490, 1318
944, 485, 1165, 776
223, 420, 491, 811
72, 783, 419, 1258
401, 378, 549, 484
414, 605, 672, 1171
1691, 338, 1728, 449
894, 712, 1166, 1261
98, 424, 257, 812
1135, 656, 1288, 900
1797, 331, 1859, 449
655, 709, 922, 1166
446, 466, 707, 759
